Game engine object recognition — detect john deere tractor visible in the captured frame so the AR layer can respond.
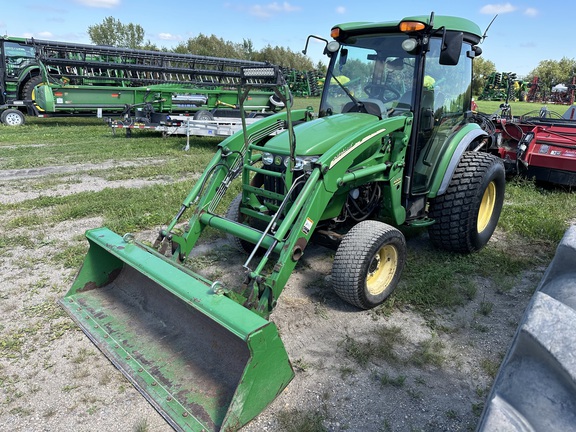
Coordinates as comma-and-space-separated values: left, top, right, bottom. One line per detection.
61, 13, 504, 432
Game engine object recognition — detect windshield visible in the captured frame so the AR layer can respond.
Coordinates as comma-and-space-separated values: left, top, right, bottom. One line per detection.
320, 34, 417, 117
4, 41, 37, 78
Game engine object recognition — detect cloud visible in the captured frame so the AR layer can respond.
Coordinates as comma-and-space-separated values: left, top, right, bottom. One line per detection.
158, 33, 182, 41
524, 7, 538, 16
246, 2, 301, 19
73, 0, 120, 8
480, 3, 517, 14
336, 6, 346, 14
37, 31, 54, 38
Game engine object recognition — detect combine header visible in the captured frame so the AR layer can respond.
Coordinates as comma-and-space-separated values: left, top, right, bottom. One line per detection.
0, 36, 279, 124
61, 13, 505, 431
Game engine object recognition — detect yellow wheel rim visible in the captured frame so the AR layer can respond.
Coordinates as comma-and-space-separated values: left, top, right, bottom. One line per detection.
366, 245, 397, 296
477, 181, 496, 233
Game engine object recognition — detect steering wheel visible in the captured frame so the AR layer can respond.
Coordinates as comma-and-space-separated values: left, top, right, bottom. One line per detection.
364, 84, 401, 102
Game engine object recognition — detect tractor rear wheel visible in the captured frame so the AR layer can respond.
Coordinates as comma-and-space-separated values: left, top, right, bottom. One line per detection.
428, 152, 505, 253
332, 220, 406, 309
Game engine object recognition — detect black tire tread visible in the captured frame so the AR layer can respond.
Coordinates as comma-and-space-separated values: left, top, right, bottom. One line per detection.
428, 152, 504, 253
21, 75, 44, 101
333, 220, 405, 309
1, 109, 25, 126
225, 193, 250, 253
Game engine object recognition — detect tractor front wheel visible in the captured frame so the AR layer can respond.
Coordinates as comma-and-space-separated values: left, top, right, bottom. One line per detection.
332, 220, 406, 309
428, 152, 505, 253
225, 193, 254, 254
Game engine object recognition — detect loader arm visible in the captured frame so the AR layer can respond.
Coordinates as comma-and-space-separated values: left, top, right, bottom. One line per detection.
172, 112, 411, 317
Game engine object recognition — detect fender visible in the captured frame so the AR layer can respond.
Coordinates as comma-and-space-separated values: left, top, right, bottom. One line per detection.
428, 124, 487, 198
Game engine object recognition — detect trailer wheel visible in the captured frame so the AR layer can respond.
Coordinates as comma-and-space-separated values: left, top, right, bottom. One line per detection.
428, 152, 505, 253
193, 110, 214, 121
332, 220, 406, 309
1, 109, 25, 126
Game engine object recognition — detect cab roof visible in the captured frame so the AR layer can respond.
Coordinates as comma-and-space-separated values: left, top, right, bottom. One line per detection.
332, 14, 482, 45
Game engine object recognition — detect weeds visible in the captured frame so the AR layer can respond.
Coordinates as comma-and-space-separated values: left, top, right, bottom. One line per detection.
292, 358, 310, 372
478, 301, 494, 316
409, 336, 445, 367
277, 408, 327, 432
445, 410, 458, 422
134, 418, 149, 432
379, 372, 406, 388
472, 402, 484, 416
339, 366, 355, 379
340, 325, 404, 366
51, 244, 88, 269
480, 357, 501, 378
72, 347, 95, 364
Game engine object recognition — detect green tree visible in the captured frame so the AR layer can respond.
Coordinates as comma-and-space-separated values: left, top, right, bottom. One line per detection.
240, 39, 255, 60
527, 57, 576, 96
472, 56, 496, 96
253, 45, 314, 70
88, 17, 145, 49
173, 34, 245, 59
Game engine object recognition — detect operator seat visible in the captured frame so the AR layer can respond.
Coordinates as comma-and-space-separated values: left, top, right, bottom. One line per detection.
388, 91, 412, 116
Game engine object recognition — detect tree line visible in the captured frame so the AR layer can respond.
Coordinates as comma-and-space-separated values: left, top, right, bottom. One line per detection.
88, 17, 321, 72
89, 17, 574, 96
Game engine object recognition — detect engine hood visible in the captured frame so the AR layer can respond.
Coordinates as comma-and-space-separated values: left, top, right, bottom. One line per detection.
263, 113, 386, 156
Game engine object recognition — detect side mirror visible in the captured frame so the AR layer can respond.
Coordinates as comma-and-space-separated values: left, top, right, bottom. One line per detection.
439, 31, 463, 66
339, 48, 348, 69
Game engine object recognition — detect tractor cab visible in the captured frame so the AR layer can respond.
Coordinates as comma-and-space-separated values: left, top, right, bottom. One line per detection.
319, 14, 483, 218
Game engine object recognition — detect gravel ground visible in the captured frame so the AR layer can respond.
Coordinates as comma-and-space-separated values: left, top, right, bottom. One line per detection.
0, 159, 545, 432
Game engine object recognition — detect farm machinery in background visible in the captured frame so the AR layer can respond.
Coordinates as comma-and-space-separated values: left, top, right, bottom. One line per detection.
282, 67, 323, 97
60, 13, 507, 432
108, 68, 324, 139
474, 103, 576, 187
526, 75, 575, 105
0, 35, 283, 126
478, 72, 522, 101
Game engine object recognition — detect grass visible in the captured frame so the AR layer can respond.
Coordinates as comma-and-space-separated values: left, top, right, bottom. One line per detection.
340, 325, 405, 366
499, 178, 575, 245
474, 100, 572, 118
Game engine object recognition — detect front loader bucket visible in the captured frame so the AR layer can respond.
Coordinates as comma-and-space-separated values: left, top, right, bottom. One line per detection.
59, 227, 294, 432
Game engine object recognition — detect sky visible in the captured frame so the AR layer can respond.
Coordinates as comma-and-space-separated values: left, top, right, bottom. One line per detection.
0, 0, 573, 79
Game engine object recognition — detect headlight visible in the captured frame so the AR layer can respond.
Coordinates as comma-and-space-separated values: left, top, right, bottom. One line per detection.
262, 153, 320, 172
262, 152, 274, 165
291, 156, 320, 171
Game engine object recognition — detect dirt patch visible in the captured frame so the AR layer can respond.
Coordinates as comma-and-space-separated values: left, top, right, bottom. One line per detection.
0, 162, 545, 432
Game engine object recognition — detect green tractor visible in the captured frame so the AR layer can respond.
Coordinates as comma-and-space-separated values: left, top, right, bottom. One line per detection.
60, 13, 504, 432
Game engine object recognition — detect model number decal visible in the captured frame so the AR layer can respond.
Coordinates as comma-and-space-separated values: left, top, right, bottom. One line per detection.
329, 128, 387, 169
